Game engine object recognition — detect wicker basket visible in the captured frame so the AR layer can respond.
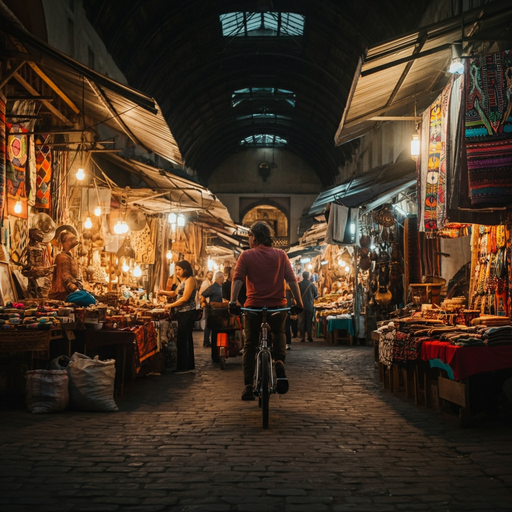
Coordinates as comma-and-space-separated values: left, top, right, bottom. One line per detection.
206, 307, 240, 330
0, 330, 51, 352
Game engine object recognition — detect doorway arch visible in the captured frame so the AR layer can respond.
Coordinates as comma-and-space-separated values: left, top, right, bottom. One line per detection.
241, 202, 289, 249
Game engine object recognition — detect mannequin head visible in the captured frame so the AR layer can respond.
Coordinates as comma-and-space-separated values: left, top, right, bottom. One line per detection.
60, 231, 78, 251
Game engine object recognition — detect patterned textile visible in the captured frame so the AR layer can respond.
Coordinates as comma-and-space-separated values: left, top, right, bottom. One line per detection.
130, 322, 159, 370
437, 223, 472, 238
465, 50, 512, 207
10, 218, 28, 264
378, 327, 396, 366
0, 94, 5, 216
421, 81, 453, 233
6, 123, 28, 198
34, 134, 52, 209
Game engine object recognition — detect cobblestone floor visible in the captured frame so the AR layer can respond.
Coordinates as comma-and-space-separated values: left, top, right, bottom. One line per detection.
1, 331, 512, 511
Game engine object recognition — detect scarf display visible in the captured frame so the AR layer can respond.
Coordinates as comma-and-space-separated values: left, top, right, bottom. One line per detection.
470, 224, 509, 317
418, 80, 453, 233
465, 49, 512, 208
34, 134, 52, 209
0, 94, 6, 217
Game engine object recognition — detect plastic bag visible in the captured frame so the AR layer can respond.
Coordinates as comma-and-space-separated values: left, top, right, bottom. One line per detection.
67, 352, 118, 412
65, 290, 96, 306
25, 369, 69, 414
50, 355, 70, 371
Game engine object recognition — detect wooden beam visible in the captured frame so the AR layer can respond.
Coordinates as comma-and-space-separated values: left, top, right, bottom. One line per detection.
12, 71, 73, 126
9, 37, 80, 114
0, 60, 26, 90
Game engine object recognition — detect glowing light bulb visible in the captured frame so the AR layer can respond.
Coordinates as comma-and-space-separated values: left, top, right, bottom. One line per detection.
84, 217, 92, 229
411, 134, 420, 160
307, 264, 313, 270
177, 213, 185, 227
122, 262, 129, 272
76, 167, 85, 181
114, 221, 123, 234
14, 200, 22, 214
168, 212, 177, 224
121, 221, 129, 234
94, 205, 101, 216
166, 250, 172, 259
133, 265, 142, 277
345, 265, 350, 273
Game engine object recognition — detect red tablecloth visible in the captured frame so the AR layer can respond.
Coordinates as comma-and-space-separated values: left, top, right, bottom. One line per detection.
420, 340, 512, 380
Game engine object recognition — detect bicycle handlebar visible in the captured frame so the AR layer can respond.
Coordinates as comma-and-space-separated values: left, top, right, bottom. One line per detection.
241, 306, 290, 314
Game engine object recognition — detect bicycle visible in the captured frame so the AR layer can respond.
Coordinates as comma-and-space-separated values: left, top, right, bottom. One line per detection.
239, 305, 300, 429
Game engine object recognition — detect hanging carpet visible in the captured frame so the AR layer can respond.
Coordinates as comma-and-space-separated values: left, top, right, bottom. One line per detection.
465, 49, 512, 208
34, 134, 52, 209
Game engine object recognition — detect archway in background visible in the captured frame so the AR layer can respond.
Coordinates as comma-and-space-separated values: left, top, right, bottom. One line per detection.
242, 204, 289, 249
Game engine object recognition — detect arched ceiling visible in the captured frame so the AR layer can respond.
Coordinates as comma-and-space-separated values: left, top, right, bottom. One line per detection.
82, 0, 432, 187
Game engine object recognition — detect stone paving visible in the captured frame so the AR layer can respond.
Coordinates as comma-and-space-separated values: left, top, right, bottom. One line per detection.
1, 331, 512, 512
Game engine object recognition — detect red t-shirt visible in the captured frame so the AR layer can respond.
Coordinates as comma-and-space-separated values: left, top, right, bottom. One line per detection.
233, 245, 296, 307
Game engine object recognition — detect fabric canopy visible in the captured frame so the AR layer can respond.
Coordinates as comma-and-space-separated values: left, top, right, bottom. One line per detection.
91, 153, 236, 234
309, 158, 416, 216
0, 7, 182, 165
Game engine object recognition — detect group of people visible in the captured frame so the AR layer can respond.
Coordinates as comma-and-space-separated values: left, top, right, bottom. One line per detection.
48, 220, 317, 399
158, 221, 320, 400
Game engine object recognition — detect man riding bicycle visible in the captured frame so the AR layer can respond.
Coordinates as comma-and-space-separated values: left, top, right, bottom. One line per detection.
229, 221, 303, 401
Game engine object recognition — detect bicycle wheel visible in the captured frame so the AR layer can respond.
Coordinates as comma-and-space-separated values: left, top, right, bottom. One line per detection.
260, 351, 270, 429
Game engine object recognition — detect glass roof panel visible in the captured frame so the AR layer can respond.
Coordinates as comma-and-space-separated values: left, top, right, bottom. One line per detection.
220, 12, 304, 37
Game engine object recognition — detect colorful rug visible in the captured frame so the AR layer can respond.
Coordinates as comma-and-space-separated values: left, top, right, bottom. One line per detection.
422, 80, 452, 232
465, 49, 512, 207
6, 123, 28, 199
0, 95, 5, 218
130, 323, 159, 370
34, 134, 52, 209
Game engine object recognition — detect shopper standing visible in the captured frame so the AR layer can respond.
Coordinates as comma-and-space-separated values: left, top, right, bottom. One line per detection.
199, 270, 214, 344
200, 271, 225, 361
299, 271, 319, 342
163, 260, 197, 373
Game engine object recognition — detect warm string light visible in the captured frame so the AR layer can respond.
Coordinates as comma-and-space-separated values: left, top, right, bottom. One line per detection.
76, 167, 85, 181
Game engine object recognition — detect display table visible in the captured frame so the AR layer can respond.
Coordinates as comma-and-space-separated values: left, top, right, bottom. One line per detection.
420, 340, 512, 381
0, 328, 64, 368
326, 317, 354, 344
420, 340, 512, 426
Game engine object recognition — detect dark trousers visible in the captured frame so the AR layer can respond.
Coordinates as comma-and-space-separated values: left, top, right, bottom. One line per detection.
299, 309, 315, 341
203, 307, 211, 346
285, 315, 292, 345
242, 310, 287, 386
211, 330, 219, 362
176, 309, 196, 371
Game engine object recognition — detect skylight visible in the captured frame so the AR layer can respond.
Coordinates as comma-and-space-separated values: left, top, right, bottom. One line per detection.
240, 134, 288, 146
220, 12, 305, 37
232, 87, 296, 107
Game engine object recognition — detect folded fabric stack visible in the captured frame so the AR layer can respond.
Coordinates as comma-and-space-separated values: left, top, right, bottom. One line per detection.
482, 326, 512, 346
471, 315, 511, 327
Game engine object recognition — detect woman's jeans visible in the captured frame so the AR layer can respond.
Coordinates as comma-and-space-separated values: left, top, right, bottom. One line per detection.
176, 309, 196, 371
